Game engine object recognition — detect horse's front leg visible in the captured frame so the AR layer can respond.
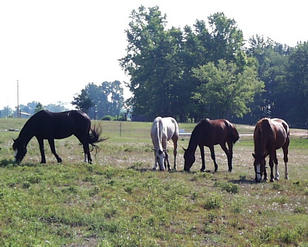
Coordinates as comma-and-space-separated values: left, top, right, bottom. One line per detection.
36, 137, 46, 163
209, 145, 218, 172
153, 150, 158, 170
172, 137, 178, 170
48, 139, 62, 163
164, 150, 171, 171
199, 145, 206, 172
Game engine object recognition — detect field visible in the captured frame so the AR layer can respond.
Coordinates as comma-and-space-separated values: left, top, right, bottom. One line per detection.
0, 118, 307, 246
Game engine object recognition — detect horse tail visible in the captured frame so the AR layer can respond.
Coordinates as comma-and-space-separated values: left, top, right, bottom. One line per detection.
88, 123, 107, 146
157, 117, 164, 151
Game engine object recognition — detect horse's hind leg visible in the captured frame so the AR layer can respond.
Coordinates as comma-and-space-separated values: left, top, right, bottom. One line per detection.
269, 153, 275, 182
283, 138, 289, 179
83, 143, 92, 164
273, 152, 279, 180
48, 139, 62, 163
75, 134, 92, 164
36, 137, 46, 163
221, 142, 232, 172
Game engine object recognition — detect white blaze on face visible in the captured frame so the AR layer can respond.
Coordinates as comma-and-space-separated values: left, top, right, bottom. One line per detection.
14, 150, 18, 159
256, 164, 261, 181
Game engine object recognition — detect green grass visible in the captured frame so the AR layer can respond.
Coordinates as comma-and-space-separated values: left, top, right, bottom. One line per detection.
0, 119, 307, 246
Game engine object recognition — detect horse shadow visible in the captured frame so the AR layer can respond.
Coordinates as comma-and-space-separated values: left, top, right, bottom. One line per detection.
0, 159, 15, 167
128, 163, 181, 173
0, 159, 38, 168
229, 176, 255, 185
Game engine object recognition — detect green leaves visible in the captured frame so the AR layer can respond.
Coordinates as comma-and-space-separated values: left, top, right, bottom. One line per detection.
192, 59, 264, 118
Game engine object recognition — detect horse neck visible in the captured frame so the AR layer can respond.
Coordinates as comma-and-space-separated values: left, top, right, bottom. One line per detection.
187, 130, 199, 153
18, 121, 35, 146
254, 127, 266, 157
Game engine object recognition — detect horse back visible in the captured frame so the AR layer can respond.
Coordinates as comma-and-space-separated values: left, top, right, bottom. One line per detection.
151, 117, 179, 142
254, 118, 288, 151
196, 119, 235, 146
271, 118, 290, 148
30, 110, 90, 139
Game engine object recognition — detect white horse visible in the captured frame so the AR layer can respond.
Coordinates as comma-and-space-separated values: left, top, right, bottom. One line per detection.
151, 116, 179, 171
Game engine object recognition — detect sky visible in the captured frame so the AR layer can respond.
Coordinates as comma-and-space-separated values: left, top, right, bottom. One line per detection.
0, 0, 307, 109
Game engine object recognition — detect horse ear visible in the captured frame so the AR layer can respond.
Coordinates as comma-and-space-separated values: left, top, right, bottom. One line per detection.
252, 153, 255, 158
13, 138, 16, 142
182, 146, 187, 152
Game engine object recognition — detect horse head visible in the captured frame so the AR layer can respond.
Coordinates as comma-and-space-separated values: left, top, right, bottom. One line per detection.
12, 138, 27, 164
155, 149, 166, 171
183, 148, 195, 172
252, 153, 266, 183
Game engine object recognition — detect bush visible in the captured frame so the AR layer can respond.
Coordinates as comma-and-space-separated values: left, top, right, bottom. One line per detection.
204, 194, 222, 210
102, 115, 114, 121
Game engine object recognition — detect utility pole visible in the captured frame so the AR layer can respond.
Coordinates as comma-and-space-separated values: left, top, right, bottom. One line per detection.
17, 80, 20, 118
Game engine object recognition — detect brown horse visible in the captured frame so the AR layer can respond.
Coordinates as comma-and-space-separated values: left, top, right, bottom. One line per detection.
183, 118, 239, 172
252, 118, 290, 183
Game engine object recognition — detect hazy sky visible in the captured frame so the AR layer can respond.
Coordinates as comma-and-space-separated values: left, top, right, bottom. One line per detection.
0, 0, 307, 109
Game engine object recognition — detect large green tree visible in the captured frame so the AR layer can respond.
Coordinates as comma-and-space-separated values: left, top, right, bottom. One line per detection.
120, 6, 184, 120
121, 6, 248, 121
284, 42, 308, 127
246, 35, 289, 123
192, 59, 264, 119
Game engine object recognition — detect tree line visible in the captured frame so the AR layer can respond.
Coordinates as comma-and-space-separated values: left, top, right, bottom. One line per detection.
119, 6, 307, 127
1, 6, 307, 128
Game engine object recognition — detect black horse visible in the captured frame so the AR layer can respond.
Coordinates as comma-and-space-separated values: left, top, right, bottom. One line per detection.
13, 110, 103, 164
183, 119, 239, 172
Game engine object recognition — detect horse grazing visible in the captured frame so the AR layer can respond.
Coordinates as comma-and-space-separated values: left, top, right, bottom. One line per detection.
183, 118, 239, 172
13, 110, 103, 164
151, 117, 179, 171
252, 118, 290, 183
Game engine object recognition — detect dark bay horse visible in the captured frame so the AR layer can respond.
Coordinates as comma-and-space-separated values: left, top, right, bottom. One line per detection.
184, 118, 239, 172
252, 118, 290, 182
13, 110, 103, 164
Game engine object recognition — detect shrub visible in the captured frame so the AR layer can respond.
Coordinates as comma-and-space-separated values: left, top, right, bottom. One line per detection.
204, 194, 222, 210
102, 115, 114, 121
214, 181, 239, 194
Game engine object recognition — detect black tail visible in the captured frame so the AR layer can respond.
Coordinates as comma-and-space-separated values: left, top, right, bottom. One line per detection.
88, 124, 108, 146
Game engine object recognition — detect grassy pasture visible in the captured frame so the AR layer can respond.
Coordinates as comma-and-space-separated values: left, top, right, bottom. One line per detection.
0, 118, 307, 246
